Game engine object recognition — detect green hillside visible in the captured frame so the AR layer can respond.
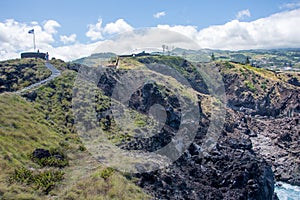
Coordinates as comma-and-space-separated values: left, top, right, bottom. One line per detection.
0, 55, 299, 199
172, 48, 300, 71
0, 60, 150, 199
0, 58, 51, 92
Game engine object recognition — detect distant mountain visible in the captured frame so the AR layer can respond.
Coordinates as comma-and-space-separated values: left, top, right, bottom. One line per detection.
74, 48, 300, 71
73, 52, 116, 67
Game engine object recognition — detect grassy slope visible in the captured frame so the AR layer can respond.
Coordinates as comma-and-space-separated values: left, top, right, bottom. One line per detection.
220, 61, 299, 94
2, 56, 297, 199
0, 59, 150, 199
0, 58, 51, 92
0, 94, 65, 199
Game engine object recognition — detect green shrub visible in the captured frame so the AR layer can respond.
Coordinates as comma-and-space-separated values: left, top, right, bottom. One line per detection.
225, 61, 234, 69
35, 157, 69, 168
100, 167, 114, 180
30, 148, 69, 168
10, 167, 33, 184
78, 145, 86, 151
244, 81, 256, 92
261, 81, 267, 90
9, 167, 64, 193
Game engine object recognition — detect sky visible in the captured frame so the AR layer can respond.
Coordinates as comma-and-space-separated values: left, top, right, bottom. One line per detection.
1, 0, 300, 61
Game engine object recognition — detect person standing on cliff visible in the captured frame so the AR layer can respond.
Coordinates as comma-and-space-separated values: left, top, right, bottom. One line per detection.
45, 52, 49, 61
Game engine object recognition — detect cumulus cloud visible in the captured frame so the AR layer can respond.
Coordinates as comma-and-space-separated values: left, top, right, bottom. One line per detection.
153, 11, 166, 19
1, 9, 300, 61
0, 19, 56, 58
60, 34, 76, 44
236, 9, 251, 20
157, 9, 300, 50
86, 18, 103, 41
0, 19, 91, 61
92, 28, 199, 55
85, 18, 133, 41
196, 9, 300, 50
157, 24, 198, 41
103, 19, 133, 35
43, 20, 60, 34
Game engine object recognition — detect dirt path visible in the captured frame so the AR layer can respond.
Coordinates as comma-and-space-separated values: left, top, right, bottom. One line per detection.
16, 62, 61, 94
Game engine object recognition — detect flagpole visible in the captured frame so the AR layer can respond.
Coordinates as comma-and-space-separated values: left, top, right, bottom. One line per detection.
33, 32, 36, 52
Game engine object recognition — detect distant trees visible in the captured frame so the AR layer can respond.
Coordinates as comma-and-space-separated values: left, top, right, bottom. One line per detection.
162, 44, 166, 53
211, 53, 215, 61
245, 56, 250, 64
162, 44, 171, 55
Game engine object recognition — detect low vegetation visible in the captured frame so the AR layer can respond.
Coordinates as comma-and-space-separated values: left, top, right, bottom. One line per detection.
1, 54, 299, 199
0, 58, 51, 92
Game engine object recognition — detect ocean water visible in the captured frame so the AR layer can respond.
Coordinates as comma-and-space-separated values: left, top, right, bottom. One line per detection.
275, 182, 300, 200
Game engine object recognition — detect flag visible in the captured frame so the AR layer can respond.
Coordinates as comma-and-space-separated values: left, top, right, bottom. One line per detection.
28, 29, 34, 34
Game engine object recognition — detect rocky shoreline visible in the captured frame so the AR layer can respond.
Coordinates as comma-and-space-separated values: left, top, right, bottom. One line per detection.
95, 63, 284, 199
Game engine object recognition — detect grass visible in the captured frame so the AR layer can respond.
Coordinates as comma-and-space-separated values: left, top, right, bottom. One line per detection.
33, 70, 77, 135
8, 55, 298, 199
0, 85, 151, 199
0, 94, 63, 170
30, 148, 69, 168
0, 94, 68, 197
0, 58, 51, 92
244, 81, 256, 92
118, 57, 144, 70
9, 167, 64, 194
60, 167, 150, 200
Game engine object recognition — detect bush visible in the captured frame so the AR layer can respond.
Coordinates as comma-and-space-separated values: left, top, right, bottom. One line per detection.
9, 167, 64, 193
100, 167, 114, 180
244, 81, 256, 92
30, 148, 68, 168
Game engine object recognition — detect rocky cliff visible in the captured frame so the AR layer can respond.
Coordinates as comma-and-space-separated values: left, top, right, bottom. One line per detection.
12, 55, 299, 199
93, 57, 283, 199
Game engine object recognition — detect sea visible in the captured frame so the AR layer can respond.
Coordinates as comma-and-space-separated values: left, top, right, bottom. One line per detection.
275, 182, 300, 200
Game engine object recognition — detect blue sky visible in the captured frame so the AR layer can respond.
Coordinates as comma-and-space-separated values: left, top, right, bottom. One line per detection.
1, 0, 300, 60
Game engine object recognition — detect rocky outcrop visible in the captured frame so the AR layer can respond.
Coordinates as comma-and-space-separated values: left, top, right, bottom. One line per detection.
222, 65, 300, 118
95, 65, 277, 199
247, 115, 300, 186
136, 131, 275, 200
0, 59, 51, 93
220, 64, 300, 187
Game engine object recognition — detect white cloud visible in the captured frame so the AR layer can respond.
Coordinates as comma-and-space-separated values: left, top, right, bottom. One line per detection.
280, 2, 300, 9
0, 19, 90, 61
103, 19, 133, 35
85, 18, 133, 41
236, 9, 251, 20
153, 11, 166, 19
157, 24, 198, 41
197, 9, 300, 50
86, 18, 103, 41
92, 28, 199, 55
43, 20, 60, 34
60, 34, 76, 44
0, 19, 55, 54
1, 9, 300, 62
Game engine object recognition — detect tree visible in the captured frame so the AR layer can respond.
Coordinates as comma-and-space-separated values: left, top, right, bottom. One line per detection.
162, 45, 166, 53
245, 56, 250, 64
211, 53, 215, 61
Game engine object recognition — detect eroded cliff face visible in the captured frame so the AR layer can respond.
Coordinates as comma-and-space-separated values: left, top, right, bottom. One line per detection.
12, 56, 299, 199
228, 112, 300, 186
95, 59, 281, 199
219, 62, 300, 187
